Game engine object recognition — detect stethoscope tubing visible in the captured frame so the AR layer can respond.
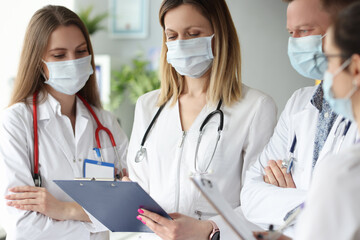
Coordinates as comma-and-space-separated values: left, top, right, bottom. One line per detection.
32, 93, 123, 186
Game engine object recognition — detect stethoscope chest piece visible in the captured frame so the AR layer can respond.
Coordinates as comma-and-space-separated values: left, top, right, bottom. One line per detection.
135, 146, 147, 163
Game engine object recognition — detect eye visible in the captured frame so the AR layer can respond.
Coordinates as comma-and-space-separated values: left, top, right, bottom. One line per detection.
53, 54, 65, 59
189, 32, 200, 37
77, 49, 88, 54
167, 35, 177, 40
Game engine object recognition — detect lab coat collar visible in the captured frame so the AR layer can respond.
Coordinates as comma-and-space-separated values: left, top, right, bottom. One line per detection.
310, 84, 323, 112
36, 93, 91, 164
37, 93, 91, 121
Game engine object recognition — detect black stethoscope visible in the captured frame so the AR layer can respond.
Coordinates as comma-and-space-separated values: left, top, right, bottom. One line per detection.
32, 92, 123, 187
135, 100, 224, 174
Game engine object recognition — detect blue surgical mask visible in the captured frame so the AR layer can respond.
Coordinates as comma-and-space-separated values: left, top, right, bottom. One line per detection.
322, 58, 357, 121
288, 35, 327, 80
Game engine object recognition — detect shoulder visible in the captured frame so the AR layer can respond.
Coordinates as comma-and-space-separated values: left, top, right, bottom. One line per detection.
241, 84, 273, 102
0, 102, 31, 127
232, 84, 277, 111
286, 85, 317, 110
134, 89, 161, 116
136, 89, 160, 107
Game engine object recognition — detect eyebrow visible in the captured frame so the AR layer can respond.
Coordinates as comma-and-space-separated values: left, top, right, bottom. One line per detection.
48, 42, 87, 52
165, 26, 203, 32
287, 24, 314, 31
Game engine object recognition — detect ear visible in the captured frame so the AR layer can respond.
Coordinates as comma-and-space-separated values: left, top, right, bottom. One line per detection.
351, 54, 360, 87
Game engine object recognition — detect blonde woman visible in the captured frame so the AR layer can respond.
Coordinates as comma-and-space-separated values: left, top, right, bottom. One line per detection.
0, 5, 128, 240
126, 0, 277, 239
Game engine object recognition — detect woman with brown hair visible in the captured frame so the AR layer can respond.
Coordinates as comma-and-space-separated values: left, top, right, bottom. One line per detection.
126, 0, 277, 239
0, 5, 128, 239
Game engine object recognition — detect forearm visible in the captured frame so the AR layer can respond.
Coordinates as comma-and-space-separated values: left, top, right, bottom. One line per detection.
241, 181, 306, 226
64, 202, 91, 222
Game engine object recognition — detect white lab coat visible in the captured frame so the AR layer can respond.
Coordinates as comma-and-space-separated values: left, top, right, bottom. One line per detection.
241, 86, 359, 236
0, 94, 128, 240
294, 144, 360, 240
127, 85, 277, 239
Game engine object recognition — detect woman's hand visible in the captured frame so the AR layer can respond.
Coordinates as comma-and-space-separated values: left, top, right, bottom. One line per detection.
5, 186, 90, 222
137, 208, 213, 240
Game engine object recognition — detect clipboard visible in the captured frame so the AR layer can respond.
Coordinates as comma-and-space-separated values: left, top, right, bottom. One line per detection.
54, 180, 171, 232
191, 175, 256, 240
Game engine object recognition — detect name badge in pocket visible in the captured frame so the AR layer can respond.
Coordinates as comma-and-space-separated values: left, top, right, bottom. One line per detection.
83, 159, 114, 179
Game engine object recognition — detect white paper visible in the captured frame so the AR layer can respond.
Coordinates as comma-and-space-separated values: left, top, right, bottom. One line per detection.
84, 161, 114, 179
191, 175, 257, 240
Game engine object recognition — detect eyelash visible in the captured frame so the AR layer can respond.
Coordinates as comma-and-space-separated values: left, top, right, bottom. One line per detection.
167, 33, 200, 40
52, 50, 88, 58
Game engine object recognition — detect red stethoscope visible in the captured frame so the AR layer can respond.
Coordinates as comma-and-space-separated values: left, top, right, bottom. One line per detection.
32, 92, 123, 187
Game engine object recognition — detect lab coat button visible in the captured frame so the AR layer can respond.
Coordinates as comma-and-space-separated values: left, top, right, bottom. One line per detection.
324, 112, 329, 118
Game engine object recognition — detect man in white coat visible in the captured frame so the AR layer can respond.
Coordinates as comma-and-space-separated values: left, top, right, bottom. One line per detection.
241, 0, 359, 237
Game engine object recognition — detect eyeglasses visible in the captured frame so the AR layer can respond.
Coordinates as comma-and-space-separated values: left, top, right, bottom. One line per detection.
313, 53, 350, 75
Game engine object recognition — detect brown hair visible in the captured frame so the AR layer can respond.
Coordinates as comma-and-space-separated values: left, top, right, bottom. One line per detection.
158, 0, 242, 107
322, 0, 359, 17
333, 1, 360, 61
9, 5, 101, 108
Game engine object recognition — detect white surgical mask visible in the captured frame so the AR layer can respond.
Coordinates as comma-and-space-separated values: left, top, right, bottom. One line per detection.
166, 35, 214, 78
43, 55, 93, 95
323, 58, 357, 121
288, 35, 327, 80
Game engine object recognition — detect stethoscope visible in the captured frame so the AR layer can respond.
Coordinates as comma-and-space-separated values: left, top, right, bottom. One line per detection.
281, 117, 352, 174
32, 92, 123, 187
135, 100, 224, 175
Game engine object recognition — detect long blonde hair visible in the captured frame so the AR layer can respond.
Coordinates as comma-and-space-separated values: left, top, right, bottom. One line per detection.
158, 0, 242, 107
9, 5, 101, 108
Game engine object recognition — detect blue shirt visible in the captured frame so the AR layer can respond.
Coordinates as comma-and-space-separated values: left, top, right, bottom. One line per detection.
311, 83, 338, 168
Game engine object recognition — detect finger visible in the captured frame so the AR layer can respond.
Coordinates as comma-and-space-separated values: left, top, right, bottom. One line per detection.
263, 175, 270, 184
7, 198, 40, 206
168, 212, 181, 220
122, 168, 128, 177
137, 214, 167, 238
8, 186, 43, 193
284, 173, 296, 188
264, 166, 279, 187
269, 161, 286, 187
121, 176, 131, 182
276, 160, 296, 188
140, 208, 172, 226
5, 192, 38, 200
12, 204, 39, 212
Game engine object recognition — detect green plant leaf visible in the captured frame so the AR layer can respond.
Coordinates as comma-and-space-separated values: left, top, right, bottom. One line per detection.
110, 54, 161, 109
